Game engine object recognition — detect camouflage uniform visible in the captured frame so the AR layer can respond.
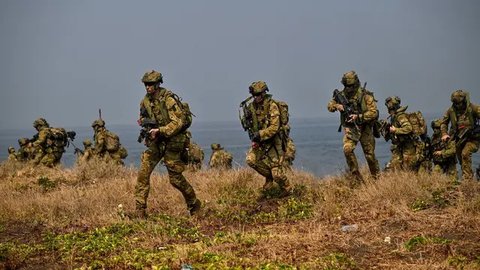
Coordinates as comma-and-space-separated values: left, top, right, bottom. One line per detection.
327, 71, 380, 181
7, 147, 16, 161
91, 119, 127, 165
16, 138, 33, 161
31, 118, 63, 167
187, 136, 204, 171
135, 70, 200, 217
384, 97, 417, 171
430, 119, 457, 181
77, 139, 94, 163
244, 81, 291, 193
209, 143, 233, 169
440, 90, 480, 181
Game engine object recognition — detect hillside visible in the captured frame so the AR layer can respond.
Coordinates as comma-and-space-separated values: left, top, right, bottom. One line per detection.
0, 159, 479, 269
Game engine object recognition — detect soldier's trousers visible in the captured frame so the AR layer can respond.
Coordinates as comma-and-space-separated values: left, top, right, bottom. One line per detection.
342, 125, 380, 178
135, 137, 197, 210
433, 161, 457, 181
246, 144, 290, 190
390, 140, 417, 171
456, 139, 479, 180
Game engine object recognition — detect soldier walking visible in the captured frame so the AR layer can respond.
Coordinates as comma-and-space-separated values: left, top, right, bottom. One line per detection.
134, 70, 201, 218
440, 90, 480, 181
327, 71, 380, 183
241, 81, 291, 196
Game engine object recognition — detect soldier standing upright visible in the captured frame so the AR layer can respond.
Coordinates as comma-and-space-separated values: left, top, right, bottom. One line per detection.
134, 70, 201, 218
241, 81, 291, 196
327, 71, 380, 183
430, 119, 457, 181
209, 143, 233, 170
440, 90, 480, 181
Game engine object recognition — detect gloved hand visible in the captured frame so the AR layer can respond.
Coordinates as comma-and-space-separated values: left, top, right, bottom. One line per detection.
252, 131, 261, 143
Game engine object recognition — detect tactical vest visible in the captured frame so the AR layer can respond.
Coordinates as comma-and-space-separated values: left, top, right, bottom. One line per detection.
447, 105, 475, 135
141, 88, 192, 132
340, 87, 376, 126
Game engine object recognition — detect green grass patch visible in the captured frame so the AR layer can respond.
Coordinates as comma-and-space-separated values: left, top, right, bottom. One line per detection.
404, 235, 451, 251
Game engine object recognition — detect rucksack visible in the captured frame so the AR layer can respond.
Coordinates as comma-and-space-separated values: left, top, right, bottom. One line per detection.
105, 130, 120, 151
406, 111, 427, 137
274, 100, 289, 127
48, 127, 68, 148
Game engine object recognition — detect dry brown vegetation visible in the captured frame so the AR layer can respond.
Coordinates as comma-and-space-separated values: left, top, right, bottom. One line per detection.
0, 158, 479, 269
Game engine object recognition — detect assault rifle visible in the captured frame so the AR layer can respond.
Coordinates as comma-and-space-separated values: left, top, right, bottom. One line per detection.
453, 121, 480, 147
137, 119, 159, 143
332, 89, 356, 132
378, 119, 394, 142
239, 97, 256, 140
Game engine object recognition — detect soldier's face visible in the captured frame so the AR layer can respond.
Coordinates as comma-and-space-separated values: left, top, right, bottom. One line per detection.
144, 82, 156, 95
253, 92, 264, 103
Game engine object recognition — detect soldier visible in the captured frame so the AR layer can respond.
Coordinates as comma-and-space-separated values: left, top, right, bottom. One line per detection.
242, 81, 291, 196
91, 119, 128, 165
327, 71, 380, 182
31, 118, 65, 167
440, 90, 480, 181
430, 119, 457, 181
134, 70, 201, 218
7, 147, 16, 161
384, 96, 418, 171
186, 133, 204, 171
209, 143, 233, 170
16, 138, 33, 161
76, 139, 94, 163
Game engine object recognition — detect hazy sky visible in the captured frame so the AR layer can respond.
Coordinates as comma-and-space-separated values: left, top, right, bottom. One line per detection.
1, 0, 479, 129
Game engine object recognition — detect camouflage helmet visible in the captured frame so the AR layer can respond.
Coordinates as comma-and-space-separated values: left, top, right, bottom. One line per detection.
385, 96, 401, 109
431, 119, 442, 129
91, 119, 105, 128
341, 70, 359, 86
249, 81, 269, 95
141, 70, 163, 84
18, 137, 30, 145
450, 89, 468, 104
211, 143, 223, 150
83, 139, 92, 147
33, 118, 49, 128
8, 146, 15, 154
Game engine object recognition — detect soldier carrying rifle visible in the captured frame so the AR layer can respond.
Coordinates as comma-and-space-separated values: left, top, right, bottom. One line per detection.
440, 90, 480, 181
327, 71, 380, 183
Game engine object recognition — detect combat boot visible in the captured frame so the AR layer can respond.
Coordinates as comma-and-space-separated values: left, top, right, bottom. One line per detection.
188, 199, 202, 216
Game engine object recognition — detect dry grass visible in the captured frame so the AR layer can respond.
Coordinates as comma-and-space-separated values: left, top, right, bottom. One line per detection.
0, 160, 479, 269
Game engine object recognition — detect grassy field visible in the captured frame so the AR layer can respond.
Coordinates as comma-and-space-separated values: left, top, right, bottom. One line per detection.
0, 159, 479, 269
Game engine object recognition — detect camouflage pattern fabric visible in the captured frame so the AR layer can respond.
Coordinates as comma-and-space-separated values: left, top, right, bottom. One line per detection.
441, 102, 480, 180
209, 148, 233, 169
187, 141, 204, 171
16, 139, 34, 162
8, 147, 16, 161
135, 87, 199, 213
284, 137, 296, 167
245, 96, 291, 192
31, 126, 63, 167
327, 85, 380, 180
431, 131, 457, 181
387, 107, 418, 171
93, 127, 126, 165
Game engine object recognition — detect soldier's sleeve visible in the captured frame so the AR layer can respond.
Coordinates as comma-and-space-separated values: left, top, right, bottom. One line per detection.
259, 101, 280, 140
93, 132, 106, 154
361, 94, 378, 122
394, 114, 413, 135
442, 140, 456, 158
440, 108, 451, 137
32, 130, 48, 148
471, 103, 480, 120
159, 96, 184, 137
327, 98, 338, 112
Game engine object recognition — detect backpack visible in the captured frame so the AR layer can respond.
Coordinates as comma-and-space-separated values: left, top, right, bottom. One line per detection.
105, 130, 120, 151
406, 111, 427, 137
48, 127, 68, 148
